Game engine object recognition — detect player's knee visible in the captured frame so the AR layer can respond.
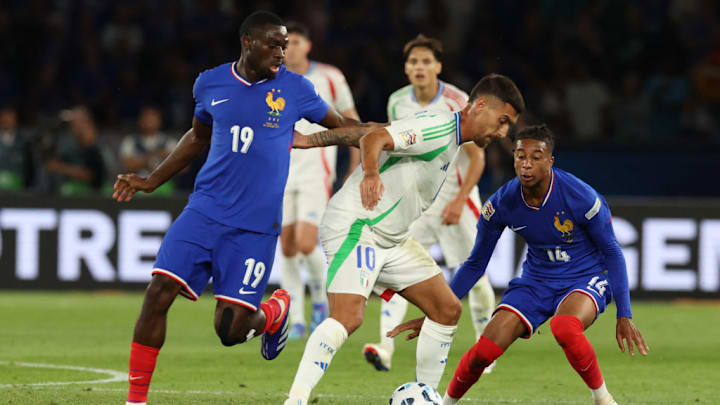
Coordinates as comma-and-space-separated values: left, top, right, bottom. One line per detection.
438, 296, 462, 325
297, 240, 316, 256
281, 243, 298, 257
550, 315, 583, 346
144, 275, 180, 312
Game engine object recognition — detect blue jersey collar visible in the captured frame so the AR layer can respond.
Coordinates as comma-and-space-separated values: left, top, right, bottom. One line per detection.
231, 62, 270, 86
411, 80, 445, 105
521, 169, 555, 210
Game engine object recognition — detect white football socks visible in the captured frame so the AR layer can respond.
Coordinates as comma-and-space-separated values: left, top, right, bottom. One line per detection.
591, 381, 610, 400
303, 248, 327, 306
280, 255, 305, 326
468, 275, 495, 341
286, 317, 348, 402
380, 294, 409, 354
416, 317, 457, 389
442, 392, 460, 405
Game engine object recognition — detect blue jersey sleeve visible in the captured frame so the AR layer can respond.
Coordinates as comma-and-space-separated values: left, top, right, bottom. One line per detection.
449, 197, 505, 299
193, 73, 212, 125
579, 194, 632, 318
296, 76, 329, 123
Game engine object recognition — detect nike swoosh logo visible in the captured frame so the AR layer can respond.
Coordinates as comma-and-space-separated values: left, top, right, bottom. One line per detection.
510, 225, 527, 232
211, 98, 229, 106
129, 376, 144, 381
238, 287, 254, 295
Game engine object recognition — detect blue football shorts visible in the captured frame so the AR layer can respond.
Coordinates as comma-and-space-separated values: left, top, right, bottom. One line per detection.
495, 272, 613, 338
153, 207, 278, 311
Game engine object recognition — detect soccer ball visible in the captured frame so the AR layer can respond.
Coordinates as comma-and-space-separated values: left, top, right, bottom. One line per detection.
389, 382, 442, 404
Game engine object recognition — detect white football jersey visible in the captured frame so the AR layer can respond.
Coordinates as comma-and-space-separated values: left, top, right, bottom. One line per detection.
287, 62, 356, 192
321, 111, 462, 247
386, 81, 479, 216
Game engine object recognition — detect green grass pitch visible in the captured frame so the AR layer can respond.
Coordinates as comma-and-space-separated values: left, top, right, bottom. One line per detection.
0, 291, 717, 404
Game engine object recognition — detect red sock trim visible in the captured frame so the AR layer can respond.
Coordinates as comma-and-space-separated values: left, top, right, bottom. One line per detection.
127, 342, 160, 403
550, 315, 604, 389
447, 336, 504, 399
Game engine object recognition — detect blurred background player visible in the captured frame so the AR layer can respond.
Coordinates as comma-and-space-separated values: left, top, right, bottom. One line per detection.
281, 21, 361, 340
119, 106, 177, 196
363, 34, 496, 372
0, 106, 33, 191
44, 106, 106, 195
391, 125, 648, 405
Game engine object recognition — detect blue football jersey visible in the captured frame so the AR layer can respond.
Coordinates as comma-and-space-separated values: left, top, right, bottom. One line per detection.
187, 62, 329, 234
480, 168, 612, 281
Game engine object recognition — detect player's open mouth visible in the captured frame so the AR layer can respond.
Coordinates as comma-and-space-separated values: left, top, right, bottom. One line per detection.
414, 74, 425, 80
270, 65, 280, 73
521, 174, 533, 182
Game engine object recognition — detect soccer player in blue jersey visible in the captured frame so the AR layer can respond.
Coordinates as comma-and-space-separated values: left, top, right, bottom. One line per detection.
112, 11, 371, 405
390, 125, 649, 405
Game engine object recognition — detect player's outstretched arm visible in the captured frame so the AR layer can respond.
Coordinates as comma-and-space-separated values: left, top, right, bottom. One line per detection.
292, 123, 385, 149
358, 129, 394, 210
616, 317, 649, 356
113, 118, 212, 202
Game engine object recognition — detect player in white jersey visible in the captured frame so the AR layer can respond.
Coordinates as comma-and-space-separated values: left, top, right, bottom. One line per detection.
364, 34, 496, 373
283, 74, 525, 405
281, 22, 361, 339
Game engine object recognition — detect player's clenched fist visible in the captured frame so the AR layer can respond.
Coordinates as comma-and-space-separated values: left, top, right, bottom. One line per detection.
360, 172, 384, 210
113, 173, 155, 202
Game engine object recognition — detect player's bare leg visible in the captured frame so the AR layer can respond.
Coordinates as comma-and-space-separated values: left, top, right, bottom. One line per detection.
553, 292, 616, 405
399, 274, 461, 388
280, 223, 307, 339
443, 309, 527, 404
127, 274, 182, 405
284, 293, 365, 404
295, 221, 328, 332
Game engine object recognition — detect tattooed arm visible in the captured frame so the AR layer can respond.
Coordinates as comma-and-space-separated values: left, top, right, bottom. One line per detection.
293, 122, 385, 149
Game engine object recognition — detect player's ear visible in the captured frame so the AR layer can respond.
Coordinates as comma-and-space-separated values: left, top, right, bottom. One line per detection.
468, 97, 485, 116
241, 34, 252, 51
549, 155, 555, 167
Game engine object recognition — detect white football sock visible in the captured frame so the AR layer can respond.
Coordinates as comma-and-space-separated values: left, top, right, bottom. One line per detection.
591, 381, 609, 399
416, 317, 457, 389
286, 317, 348, 402
303, 248, 327, 306
442, 392, 460, 405
380, 294, 408, 354
280, 255, 305, 326
468, 275, 495, 341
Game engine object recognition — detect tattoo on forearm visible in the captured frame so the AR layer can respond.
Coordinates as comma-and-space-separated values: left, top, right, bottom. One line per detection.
308, 127, 369, 147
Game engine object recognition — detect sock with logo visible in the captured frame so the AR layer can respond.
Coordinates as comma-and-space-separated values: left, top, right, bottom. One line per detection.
446, 336, 504, 400
127, 342, 160, 404
286, 317, 348, 402
550, 315, 604, 390
468, 276, 495, 341
416, 317, 457, 389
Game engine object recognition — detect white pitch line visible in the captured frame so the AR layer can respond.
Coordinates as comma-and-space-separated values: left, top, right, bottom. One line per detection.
0, 361, 127, 388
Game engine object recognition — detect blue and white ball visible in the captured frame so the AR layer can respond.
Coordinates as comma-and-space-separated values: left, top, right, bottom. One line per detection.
389, 382, 442, 405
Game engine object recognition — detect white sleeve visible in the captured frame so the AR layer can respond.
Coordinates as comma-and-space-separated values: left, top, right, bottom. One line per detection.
385, 117, 457, 156
329, 69, 355, 113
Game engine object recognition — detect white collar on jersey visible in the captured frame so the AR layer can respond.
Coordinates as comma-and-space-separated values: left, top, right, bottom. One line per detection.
521, 169, 555, 211
231, 62, 268, 86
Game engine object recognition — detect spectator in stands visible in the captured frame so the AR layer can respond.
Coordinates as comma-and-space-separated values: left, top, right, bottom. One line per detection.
45, 106, 106, 194
120, 106, 176, 195
0, 106, 32, 191
564, 62, 610, 141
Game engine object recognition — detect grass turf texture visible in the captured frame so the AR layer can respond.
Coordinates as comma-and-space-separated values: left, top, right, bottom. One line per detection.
0, 292, 717, 404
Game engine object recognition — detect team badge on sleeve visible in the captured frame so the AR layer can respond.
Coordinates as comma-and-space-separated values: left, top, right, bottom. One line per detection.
398, 129, 417, 148
481, 201, 495, 221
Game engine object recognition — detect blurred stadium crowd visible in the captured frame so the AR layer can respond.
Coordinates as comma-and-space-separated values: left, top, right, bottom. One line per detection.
0, 0, 718, 195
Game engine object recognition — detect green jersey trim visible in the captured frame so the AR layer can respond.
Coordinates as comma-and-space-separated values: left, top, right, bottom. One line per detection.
325, 198, 403, 288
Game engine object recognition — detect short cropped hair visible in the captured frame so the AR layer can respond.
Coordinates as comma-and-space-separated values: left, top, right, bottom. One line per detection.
513, 124, 555, 154
285, 21, 310, 39
239, 10, 284, 39
403, 34, 443, 62
468, 73, 525, 115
